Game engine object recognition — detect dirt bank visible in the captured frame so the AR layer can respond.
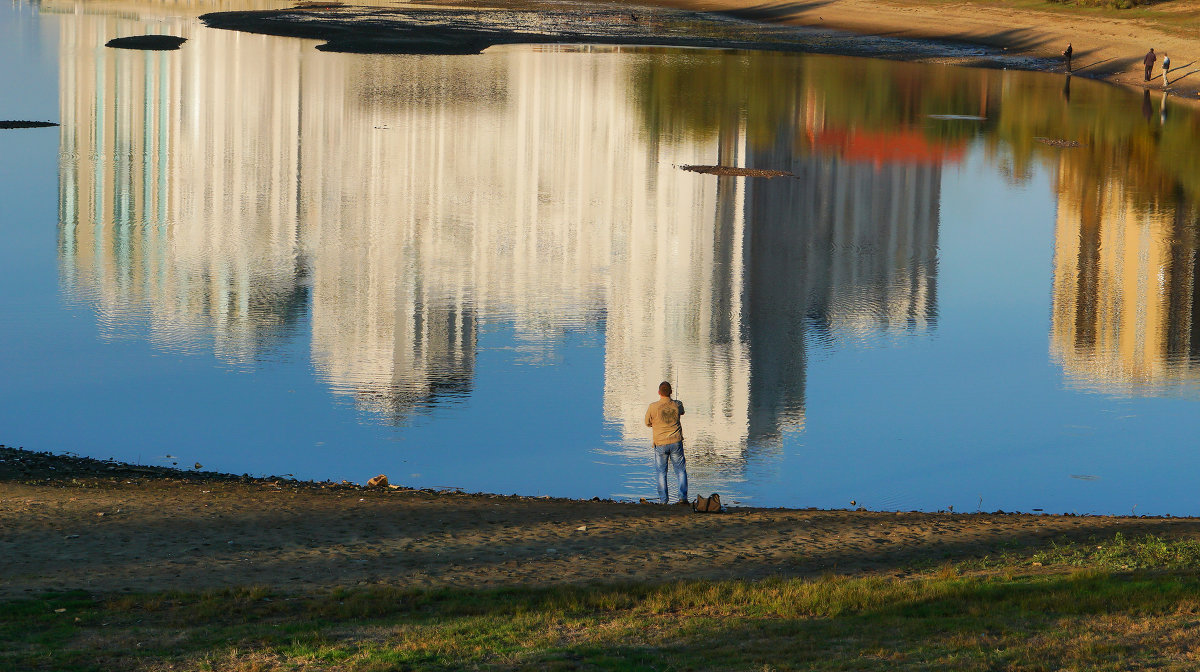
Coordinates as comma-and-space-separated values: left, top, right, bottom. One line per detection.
651, 0, 1200, 97
4, 445, 1200, 599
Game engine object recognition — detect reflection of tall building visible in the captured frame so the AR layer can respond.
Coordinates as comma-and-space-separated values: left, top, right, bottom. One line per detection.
302, 50, 630, 414
58, 12, 942, 463
1051, 161, 1200, 395
604, 107, 944, 453
56, 7, 308, 366
789, 122, 941, 343
745, 115, 940, 444
602, 119, 751, 456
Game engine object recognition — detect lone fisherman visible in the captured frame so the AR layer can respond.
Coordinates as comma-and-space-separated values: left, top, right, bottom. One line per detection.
645, 381, 688, 505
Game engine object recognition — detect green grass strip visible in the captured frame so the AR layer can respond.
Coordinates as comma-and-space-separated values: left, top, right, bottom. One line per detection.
7, 536, 1200, 670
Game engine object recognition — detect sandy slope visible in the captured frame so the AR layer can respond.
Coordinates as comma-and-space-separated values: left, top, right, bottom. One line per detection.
647, 0, 1200, 96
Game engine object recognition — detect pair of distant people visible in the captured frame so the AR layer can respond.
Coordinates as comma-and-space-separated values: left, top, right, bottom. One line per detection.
1065, 44, 1171, 87
1144, 48, 1171, 86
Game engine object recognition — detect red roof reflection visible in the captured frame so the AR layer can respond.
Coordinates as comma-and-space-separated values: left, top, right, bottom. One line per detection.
808, 128, 966, 166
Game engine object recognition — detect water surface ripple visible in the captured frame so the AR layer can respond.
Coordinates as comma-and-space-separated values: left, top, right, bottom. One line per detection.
3, 1, 1200, 514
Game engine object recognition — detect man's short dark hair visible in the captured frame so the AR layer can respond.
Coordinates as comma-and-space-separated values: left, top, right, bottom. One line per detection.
659, 381, 672, 397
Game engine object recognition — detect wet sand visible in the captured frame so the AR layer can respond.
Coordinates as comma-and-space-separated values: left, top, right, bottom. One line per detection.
5, 446, 1200, 598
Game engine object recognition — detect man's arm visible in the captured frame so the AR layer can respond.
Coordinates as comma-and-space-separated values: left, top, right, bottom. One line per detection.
645, 406, 654, 428
677, 401, 685, 416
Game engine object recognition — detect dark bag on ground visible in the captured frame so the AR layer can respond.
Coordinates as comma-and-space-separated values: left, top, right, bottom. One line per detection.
693, 492, 722, 512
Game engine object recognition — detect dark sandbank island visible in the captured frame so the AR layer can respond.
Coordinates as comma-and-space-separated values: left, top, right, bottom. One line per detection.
105, 35, 188, 50
0, 121, 59, 129
198, 0, 1021, 66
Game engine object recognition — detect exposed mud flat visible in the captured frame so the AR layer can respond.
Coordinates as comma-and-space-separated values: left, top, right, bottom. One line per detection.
198, 0, 1013, 65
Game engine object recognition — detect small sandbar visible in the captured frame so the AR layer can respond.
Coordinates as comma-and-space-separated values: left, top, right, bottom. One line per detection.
681, 165, 794, 178
0, 121, 58, 129
105, 35, 188, 50
1035, 137, 1083, 148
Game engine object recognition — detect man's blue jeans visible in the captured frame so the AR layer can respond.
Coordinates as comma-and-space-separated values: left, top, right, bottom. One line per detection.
653, 441, 688, 504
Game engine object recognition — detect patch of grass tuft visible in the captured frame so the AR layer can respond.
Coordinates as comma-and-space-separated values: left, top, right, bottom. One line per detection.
1045, 0, 1154, 9
1031, 533, 1200, 571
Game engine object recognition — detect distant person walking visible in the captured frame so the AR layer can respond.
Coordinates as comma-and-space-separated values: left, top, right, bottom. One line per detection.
645, 381, 688, 505
1162, 53, 1171, 86
1145, 48, 1157, 82
1063, 43, 1072, 72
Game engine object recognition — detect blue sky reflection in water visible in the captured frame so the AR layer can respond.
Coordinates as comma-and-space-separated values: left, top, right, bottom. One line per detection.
4, 2, 1200, 514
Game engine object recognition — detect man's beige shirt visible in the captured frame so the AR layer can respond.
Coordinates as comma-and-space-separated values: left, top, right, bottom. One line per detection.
645, 398, 685, 446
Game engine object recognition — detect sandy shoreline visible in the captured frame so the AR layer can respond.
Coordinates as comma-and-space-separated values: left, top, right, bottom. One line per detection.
654, 0, 1200, 95
6, 445, 1200, 599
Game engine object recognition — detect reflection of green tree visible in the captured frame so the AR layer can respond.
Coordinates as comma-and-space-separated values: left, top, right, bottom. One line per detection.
629, 51, 990, 151
983, 75, 1188, 206
802, 58, 988, 143
628, 50, 1200, 207
628, 49, 801, 144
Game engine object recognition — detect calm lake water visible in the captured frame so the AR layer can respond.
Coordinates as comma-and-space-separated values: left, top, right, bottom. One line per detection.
4, 1, 1200, 514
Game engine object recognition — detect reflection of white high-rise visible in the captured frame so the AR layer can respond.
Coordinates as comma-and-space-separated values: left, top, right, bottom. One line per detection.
300, 49, 652, 412
603, 112, 944, 455
58, 12, 940, 463
301, 49, 754, 429
1051, 162, 1200, 396
742, 118, 940, 446
601, 114, 751, 458
56, 6, 307, 366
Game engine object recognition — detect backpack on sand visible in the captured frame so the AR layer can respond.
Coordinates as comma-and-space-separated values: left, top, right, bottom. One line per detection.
693, 492, 722, 512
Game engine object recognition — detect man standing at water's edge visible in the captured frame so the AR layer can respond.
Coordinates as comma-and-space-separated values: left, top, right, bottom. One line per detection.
645, 381, 688, 504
